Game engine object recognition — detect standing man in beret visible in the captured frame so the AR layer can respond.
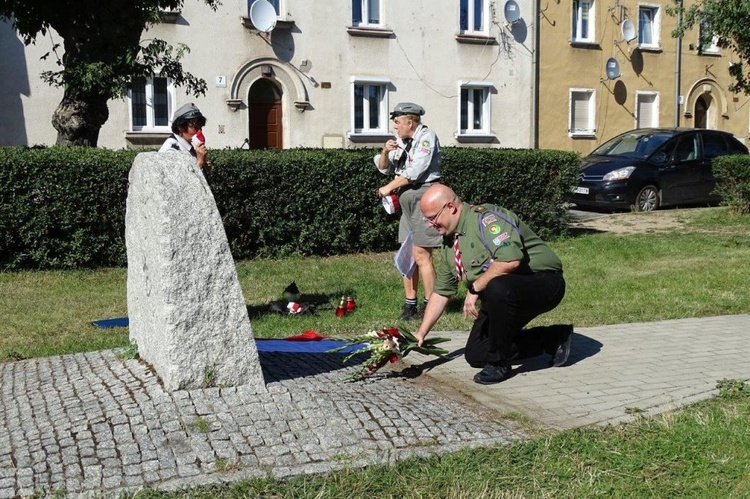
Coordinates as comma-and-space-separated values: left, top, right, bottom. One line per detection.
374, 102, 442, 321
159, 103, 211, 172
415, 184, 573, 385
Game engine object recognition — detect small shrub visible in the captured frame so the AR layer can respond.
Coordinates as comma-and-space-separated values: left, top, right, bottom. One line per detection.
716, 379, 750, 399
713, 155, 750, 214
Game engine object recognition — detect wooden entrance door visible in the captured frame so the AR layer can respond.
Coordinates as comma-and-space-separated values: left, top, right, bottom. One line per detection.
248, 79, 282, 149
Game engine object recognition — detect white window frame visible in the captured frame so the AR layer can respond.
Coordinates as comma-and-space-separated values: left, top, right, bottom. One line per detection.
568, 88, 596, 137
457, 82, 492, 136
352, 0, 382, 28
128, 76, 175, 132
349, 76, 390, 137
699, 22, 720, 54
637, 4, 661, 50
635, 91, 659, 128
459, 0, 489, 35
572, 0, 595, 44
248, 0, 283, 18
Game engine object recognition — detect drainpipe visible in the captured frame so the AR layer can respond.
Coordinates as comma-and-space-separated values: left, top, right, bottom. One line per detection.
674, 0, 682, 127
531, 0, 540, 147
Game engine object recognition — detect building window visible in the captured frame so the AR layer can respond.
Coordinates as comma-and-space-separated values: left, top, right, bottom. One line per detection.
569, 89, 596, 137
129, 76, 174, 131
459, 84, 491, 134
352, 0, 381, 27
699, 22, 720, 54
460, 0, 487, 35
635, 91, 659, 128
572, 0, 595, 43
248, 0, 280, 17
351, 77, 389, 135
638, 5, 660, 49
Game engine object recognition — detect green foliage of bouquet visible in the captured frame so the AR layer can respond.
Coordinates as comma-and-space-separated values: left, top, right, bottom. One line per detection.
328, 328, 450, 382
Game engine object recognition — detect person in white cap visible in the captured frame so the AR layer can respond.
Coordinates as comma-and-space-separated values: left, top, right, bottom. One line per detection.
374, 102, 442, 321
159, 103, 210, 171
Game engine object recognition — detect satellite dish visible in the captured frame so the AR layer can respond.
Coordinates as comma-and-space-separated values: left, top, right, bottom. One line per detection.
249, 0, 277, 32
621, 19, 636, 42
503, 0, 521, 24
605, 57, 621, 80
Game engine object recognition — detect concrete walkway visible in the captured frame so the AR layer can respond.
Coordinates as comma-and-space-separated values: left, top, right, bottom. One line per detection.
1, 314, 749, 497
405, 314, 750, 429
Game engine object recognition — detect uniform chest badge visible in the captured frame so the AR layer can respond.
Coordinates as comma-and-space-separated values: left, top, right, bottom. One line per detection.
492, 232, 510, 246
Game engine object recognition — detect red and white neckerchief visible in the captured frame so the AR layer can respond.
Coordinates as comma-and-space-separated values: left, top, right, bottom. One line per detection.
453, 233, 465, 281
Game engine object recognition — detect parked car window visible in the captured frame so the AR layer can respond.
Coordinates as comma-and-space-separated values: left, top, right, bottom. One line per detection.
728, 138, 748, 155
674, 134, 699, 161
651, 140, 674, 166
592, 131, 672, 158
702, 133, 729, 159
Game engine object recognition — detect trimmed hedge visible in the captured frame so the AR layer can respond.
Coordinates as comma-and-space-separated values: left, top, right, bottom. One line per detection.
713, 155, 750, 214
0, 146, 580, 270
0, 147, 133, 269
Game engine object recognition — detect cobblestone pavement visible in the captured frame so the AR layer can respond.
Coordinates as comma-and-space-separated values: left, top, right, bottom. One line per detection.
0, 348, 525, 498
3, 314, 749, 498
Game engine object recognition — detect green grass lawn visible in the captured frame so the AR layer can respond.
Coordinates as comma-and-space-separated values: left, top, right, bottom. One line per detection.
2, 207, 750, 497
3, 207, 749, 362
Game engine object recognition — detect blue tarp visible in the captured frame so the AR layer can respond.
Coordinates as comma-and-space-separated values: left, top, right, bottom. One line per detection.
255, 339, 364, 354
91, 317, 129, 329
92, 317, 365, 354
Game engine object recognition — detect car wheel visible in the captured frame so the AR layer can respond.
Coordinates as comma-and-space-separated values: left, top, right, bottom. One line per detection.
633, 185, 660, 212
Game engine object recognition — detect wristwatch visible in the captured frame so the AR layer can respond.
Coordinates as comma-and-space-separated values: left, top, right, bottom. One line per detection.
467, 283, 479, 295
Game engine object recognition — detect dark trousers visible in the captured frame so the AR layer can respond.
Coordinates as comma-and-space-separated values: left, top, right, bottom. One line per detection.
465, 272, 567, 368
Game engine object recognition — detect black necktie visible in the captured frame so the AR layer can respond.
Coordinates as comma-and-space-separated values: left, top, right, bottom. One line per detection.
397, 138, 413, 169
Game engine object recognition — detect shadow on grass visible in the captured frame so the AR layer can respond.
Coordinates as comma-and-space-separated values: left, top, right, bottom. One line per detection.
246, 293, 338, 319
566, 227, 608, 238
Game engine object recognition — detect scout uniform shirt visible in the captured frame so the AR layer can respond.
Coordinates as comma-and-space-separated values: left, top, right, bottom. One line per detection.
433, 203, 563, 297
373, 124, 441, 185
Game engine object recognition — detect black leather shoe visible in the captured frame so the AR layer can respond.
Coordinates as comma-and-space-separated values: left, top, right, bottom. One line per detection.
399, 304, 419, 321
550, 325, 573, 367
473, 364, 511, 385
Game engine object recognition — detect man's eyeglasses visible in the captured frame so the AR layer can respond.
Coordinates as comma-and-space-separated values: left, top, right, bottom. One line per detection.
187, 120, 202, 129
423, 199, 453, 225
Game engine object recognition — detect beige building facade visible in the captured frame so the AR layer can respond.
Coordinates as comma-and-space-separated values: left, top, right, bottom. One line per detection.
537, 0, 750, 155
0, 0, 538, 151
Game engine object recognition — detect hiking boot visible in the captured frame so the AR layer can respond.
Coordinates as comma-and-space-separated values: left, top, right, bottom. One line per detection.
550, 325, 573, 367
399, 303, 419, 321
473, 363, 511, 385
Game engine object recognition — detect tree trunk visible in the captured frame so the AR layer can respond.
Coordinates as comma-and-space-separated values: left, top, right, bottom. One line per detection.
52, 91, 109, 147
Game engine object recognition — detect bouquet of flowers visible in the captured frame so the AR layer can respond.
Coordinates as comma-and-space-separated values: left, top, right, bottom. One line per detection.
328, 327, 450, 382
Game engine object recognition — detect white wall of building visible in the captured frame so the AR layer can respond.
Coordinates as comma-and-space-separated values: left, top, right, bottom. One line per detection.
1, 0, 535, 150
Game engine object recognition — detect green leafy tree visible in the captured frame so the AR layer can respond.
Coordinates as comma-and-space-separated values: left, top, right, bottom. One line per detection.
0, 0, 220, 146
671, 0, 750, 94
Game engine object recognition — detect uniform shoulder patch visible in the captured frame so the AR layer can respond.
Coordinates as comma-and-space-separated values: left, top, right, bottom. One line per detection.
421, 139, 431, 148
481, 214, 498, 226
492, 233, 511, 247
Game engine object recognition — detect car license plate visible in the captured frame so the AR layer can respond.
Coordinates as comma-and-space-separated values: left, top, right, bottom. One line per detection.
574, 186, 589, 195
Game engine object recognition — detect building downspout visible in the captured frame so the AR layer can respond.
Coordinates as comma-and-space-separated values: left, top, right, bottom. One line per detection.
674, 0, 683, 127
531, 0, 540, 147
